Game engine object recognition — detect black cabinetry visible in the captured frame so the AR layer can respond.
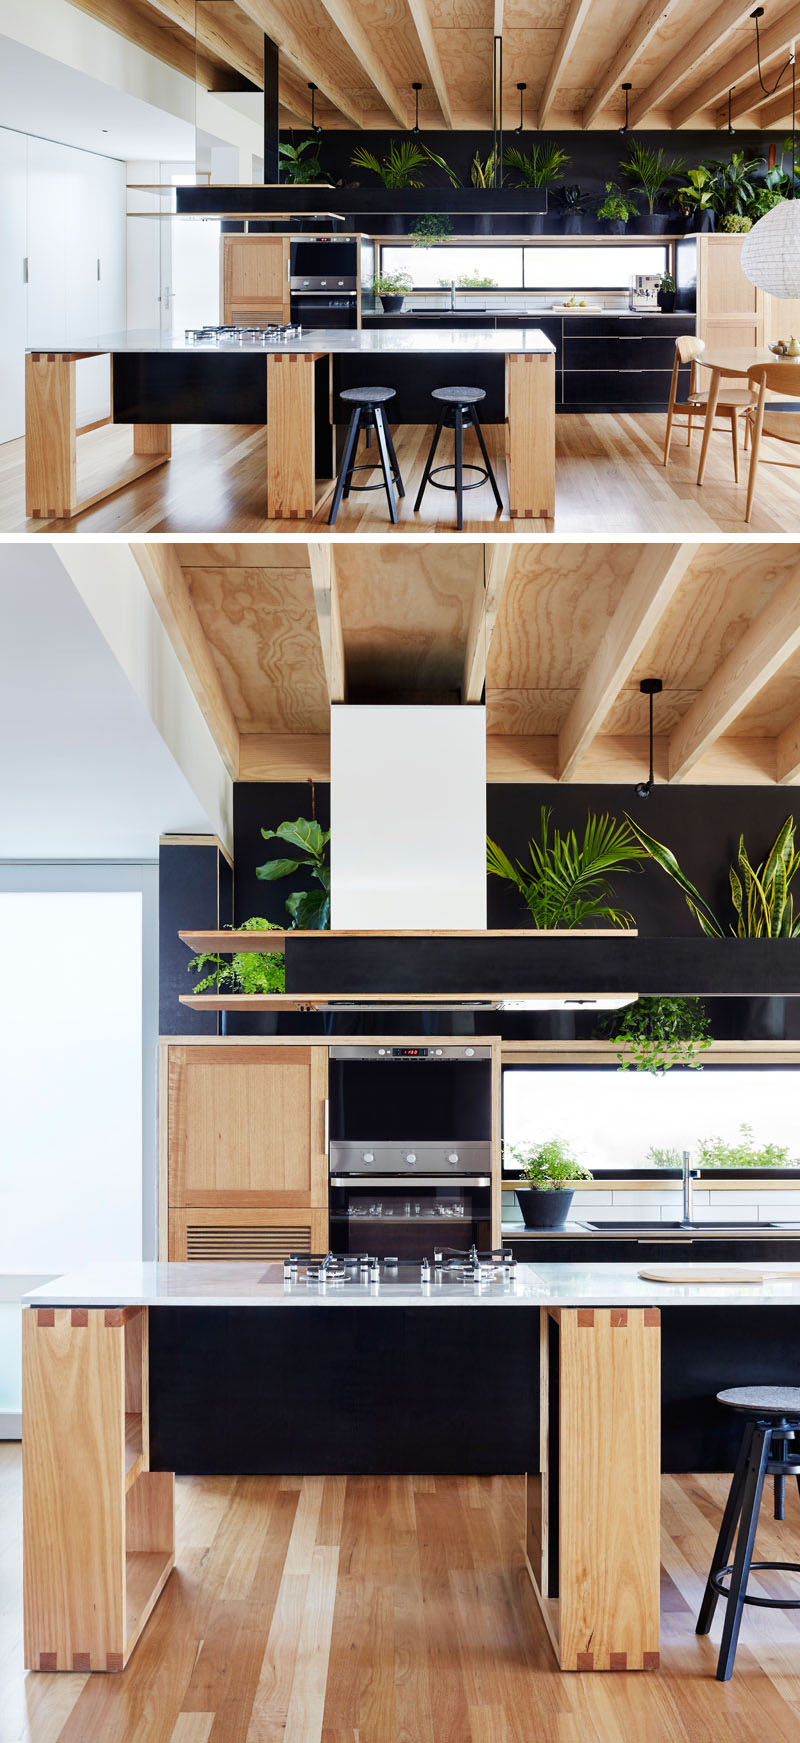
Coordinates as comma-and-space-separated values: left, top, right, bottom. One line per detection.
509, 1235, 800, 1264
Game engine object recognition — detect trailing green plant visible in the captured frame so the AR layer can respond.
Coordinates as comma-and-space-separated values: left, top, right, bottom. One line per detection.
256, 818, 330, 929
677, 164, 715, 216
600, 996, 712, 1075
621, 139, 685, 213
596, 181, 638, 222
372, 269, 413, 299
278, 138, 324, 184
503, 139, 570, 188
504, 1136, 592, 1189
625, 814, 800, 938
350, 139, 458, 189
187, 918, 285, 995
470, 147, 499, 188
486, 808, 649, 930
696, 1123, 795, 1170
410, 213, 452, 247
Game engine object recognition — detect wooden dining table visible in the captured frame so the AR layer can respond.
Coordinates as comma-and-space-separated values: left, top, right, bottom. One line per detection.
694, 346, 785, 486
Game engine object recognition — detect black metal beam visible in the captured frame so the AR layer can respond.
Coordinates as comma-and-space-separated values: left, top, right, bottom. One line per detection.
263, 34, 279, 183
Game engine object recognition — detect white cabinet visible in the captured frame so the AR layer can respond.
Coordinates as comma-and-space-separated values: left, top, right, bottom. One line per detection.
0, 130, 27, 445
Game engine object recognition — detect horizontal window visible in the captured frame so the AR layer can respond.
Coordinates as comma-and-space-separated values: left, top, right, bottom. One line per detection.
381, 245, 523, 290
523, 243, 668, 290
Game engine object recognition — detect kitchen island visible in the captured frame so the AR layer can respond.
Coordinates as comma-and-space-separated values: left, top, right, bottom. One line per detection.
22, 1259, 800, 1677
25, 326, 556, 525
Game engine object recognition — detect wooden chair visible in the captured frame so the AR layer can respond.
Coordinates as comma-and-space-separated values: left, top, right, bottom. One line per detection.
745, 362, 800, 522
663, 336, 754, 481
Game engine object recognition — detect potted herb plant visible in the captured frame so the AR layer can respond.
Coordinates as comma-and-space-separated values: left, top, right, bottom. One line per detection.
677, 165, 715, 232
596, 181, 638, 234
506, 1138, 592, 1228
503, 139, 570, 234
621, 139, 684, 233
657, 271, 676, 313
371, 270, 413, 313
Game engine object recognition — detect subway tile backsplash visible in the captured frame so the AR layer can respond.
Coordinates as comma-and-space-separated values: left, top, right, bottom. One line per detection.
502, 1185, 800, 1225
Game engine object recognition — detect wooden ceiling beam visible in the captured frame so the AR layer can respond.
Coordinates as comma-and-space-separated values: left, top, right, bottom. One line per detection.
557, 543, 699, 782
629, 0, 757, 129
539, 0, 595, 129
462, 545, 514, 704
757, 85, 799, 128
234, 0, 368, 126
406, 0, 454, 129
581, 0, 683, 130
308, 543, 346, 705
668, 565, 800, 783
67, 0, 220, 86
314, 0, 411, 126
776, 714, 800, 784
671, 3, 800, 129
132, 544, 241, 780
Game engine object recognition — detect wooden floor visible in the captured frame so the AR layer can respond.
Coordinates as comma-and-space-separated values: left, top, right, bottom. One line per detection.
5, 1447, 800, 1742
3, 413, 800, 535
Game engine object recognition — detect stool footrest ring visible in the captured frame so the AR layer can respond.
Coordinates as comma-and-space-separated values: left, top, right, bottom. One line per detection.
711, 1560, 800, 1609
427, 461, 489, 494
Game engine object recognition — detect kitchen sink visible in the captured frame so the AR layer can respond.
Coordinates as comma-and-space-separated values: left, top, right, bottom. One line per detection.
584, 1220, 800, 1233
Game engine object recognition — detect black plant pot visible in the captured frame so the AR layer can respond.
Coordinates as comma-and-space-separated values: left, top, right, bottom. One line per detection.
379, 295, 405, 312
563, 213, 583, 235
696, 209, 715, 232
657, 289, 676, 313
529, 212, 545, 235
515, 1187, 576, 1229
637, 213, 670, 234
604, 218, 626, 235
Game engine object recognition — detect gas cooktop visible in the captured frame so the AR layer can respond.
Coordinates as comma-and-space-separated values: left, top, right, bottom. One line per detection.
282, 1247, 516, 1286
185, 323, 304, 344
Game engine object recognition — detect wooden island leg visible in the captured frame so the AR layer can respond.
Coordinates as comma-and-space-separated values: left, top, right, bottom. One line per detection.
23, 1305, 174, 1672
267, 351, 325, 519
505, 351, 556, 524
526, 1305, 661, 1671
25, 352, 172, 520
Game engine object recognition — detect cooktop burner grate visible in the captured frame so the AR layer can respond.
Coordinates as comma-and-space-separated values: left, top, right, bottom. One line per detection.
185, 323, 304, 344
281, 1247, 516, 1284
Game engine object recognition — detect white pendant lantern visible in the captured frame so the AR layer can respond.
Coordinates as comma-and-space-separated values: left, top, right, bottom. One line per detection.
741, 198, 800, 297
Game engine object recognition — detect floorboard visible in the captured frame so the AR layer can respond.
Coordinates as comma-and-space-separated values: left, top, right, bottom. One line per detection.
2, 414, 798, 535
5, 1446, 800, 1742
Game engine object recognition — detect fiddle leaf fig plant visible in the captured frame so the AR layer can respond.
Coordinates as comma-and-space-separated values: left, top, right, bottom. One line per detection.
601, 996, 712, 1075
487, 808, 649, 929
187, 917, 285, 995
256, 818, 331, 929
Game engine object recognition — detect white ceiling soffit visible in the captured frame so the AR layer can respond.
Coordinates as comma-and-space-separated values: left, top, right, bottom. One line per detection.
0, 545, 212, 859
0, 32, 195, 162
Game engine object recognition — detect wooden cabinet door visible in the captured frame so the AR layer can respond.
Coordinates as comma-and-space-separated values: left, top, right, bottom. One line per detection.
222, 238, 288, 321
698, 236, 763, 347
168, 1045, 327, 1208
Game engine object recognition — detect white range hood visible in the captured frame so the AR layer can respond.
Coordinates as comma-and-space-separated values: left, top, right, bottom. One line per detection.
330, 704, 487, 931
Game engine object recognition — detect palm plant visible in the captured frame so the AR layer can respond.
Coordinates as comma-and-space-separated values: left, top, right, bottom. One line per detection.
256, 818, 331, 929
503, 139, 570, 188
351, 140, 459, 189
486, 808, 648, 929
625, 814, 800, 937
279, 139, 323, 184
621, 140, 684, 213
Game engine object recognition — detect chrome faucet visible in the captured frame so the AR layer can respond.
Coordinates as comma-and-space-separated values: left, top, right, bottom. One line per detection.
681, 1149, 698, 1226
449, 279, 456, 311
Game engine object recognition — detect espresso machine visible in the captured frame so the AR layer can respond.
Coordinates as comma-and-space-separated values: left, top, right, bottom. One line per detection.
629, 272, 662, 311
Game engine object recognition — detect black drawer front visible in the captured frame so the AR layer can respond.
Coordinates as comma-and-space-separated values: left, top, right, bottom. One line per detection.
562, 315, 693, 338
564, 336, 678, 370
563, 368, 672, 406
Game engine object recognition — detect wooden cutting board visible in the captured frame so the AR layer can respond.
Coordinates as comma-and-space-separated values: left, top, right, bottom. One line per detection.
638, 1265, 800, 1284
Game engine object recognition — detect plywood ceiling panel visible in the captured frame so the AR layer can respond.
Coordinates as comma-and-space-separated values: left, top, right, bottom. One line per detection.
629, 544, 800, 690
486, 543, 640, 691
336, 543, 484, 689
183, 565, 331, 734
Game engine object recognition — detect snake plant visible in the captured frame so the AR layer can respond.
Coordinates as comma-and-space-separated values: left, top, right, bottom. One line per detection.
626, 814, 800, 937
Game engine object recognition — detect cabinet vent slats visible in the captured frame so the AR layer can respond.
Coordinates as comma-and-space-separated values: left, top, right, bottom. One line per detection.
184, 1224, 312, 1261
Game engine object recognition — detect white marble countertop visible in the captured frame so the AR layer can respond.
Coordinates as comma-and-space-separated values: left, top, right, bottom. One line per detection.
26, 327, 556, 357
22, 1260, 800, 1310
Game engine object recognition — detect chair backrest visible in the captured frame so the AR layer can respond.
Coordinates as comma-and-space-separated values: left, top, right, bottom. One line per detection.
676, 335, 706, 365
747, 362, 800, 399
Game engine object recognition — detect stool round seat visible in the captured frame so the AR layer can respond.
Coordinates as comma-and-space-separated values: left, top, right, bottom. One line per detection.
432, 386, 486, 406
340, 386, 396, 406
718, 1386, 800, 1419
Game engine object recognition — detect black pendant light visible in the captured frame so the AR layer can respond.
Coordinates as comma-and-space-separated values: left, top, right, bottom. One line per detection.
515, 82, 526, 134
308, 82, 321, 137
619, 82, 632, 135
727, 87, 735, 133
635, 678, 663, 798
411, 81, 422, 136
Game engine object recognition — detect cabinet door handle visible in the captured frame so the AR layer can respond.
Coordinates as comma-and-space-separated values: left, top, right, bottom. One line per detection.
23, 257, 29, 284
323, 1098, 329, 1155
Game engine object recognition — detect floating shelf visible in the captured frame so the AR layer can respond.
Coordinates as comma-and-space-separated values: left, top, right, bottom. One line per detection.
178, 927, 623, 955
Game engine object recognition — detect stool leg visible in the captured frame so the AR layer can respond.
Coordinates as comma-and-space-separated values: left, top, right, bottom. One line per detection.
774, 1435, 787, 1519
455, 406, 464, 531
469, 407, 503, 512
342, 408, 364, 500
328, 408, 362, 526
414, 415, 444, 513
374, 407, 398, 525
716, 1425, 771, 1682
697, 1419, 755, 1634
382, 418, 405, 497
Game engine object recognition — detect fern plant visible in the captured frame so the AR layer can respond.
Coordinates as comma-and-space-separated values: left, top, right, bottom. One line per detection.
256, 817, 330, 929
486, 808, 648, 929
187, 918, 285, 995
626, 814, 800, 937
503, 140, 570, 188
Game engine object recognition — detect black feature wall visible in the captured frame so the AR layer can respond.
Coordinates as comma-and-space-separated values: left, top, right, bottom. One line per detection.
159, 839, 232, 1036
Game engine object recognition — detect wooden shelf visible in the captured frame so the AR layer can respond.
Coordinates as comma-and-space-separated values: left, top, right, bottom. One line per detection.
178, 991, 598, 1010
125, 1550, 174, 1658
179, 928, 624, 954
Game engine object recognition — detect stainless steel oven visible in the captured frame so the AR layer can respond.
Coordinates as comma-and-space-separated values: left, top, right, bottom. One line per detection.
328, 1044, 492, 1258
289, 238, 358, 329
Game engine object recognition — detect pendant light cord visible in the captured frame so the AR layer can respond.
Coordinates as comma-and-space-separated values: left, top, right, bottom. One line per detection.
648, 690, 655, 787
752, 8, 793, 97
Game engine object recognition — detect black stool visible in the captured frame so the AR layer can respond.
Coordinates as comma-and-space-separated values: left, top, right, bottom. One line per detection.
328, 387, 404, 526
697, 1386, 800, 1680
414, 386, 503, 530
